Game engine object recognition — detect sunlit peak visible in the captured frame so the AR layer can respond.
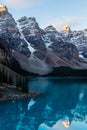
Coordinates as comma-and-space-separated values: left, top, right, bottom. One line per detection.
63, 25, 70, 32
0, 5, 7, 12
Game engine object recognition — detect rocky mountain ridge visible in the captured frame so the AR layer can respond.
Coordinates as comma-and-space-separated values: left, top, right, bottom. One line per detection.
60, 27, 87, 58
0, 5, 87, 75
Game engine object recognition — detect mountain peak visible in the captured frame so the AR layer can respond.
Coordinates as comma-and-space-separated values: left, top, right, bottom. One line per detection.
63, 25, 71, 32
18, 16, 43, 36
44, 25, 57, 32
18, 16, 38, 26
0, 5, 7, 12
28, 17, 37, 22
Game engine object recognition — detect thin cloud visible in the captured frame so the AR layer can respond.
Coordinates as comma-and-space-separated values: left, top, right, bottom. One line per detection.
2, 0, 41, 8
52, 17, 80, 31
50, 17, 87, 31
42, 16, 81, 31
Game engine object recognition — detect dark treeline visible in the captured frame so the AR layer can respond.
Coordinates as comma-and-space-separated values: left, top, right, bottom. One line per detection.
0, 63, 28, 93
0, 38, 29, 93
47, 67, 87, 77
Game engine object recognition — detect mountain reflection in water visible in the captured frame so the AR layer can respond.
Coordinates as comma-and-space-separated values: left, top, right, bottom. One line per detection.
0, 77, 87, 130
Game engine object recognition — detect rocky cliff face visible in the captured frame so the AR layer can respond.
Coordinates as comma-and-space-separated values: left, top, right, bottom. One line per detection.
0, 6, 20, 48
60, 27, 87, 58
0, 5, 87, 75
18, 18, 79, 60
0, 6, 30, 56
0, 6, 19, 37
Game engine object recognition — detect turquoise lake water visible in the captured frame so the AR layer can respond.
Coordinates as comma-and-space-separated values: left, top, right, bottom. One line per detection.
0, 77, 87, 130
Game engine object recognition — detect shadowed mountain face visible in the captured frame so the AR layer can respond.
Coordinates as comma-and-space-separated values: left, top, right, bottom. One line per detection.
0, 6, 87, 75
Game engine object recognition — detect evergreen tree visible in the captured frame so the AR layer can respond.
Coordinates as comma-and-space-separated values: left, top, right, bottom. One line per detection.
0, 71, 2, 85
22, 77, 28, 93
8, 74, 13, 85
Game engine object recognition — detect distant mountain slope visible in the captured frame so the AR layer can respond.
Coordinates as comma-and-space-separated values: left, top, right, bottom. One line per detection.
60, 27, 87, 58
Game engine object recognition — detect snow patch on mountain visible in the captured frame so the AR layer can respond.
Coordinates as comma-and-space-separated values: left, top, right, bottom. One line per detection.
17, 21, 36, 53
18, 16, 42, 36
42, 34, 53, 48
61, 30, 87, 53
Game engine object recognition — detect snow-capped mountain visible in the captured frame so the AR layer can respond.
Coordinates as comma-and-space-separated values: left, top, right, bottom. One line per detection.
0, 6, 30, 56
0, 5, 87, 75
0, 6, 19, 37
18, 16, 44, 37
60, 27, 87, 58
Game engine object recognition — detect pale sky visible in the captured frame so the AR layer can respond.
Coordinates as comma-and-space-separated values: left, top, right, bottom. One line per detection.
1, 0, 87, 31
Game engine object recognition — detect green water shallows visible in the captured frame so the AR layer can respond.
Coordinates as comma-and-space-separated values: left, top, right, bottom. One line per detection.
0, 77, 87, 130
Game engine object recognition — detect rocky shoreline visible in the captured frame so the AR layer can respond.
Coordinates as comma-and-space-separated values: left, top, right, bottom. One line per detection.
0, 83, 40, 101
